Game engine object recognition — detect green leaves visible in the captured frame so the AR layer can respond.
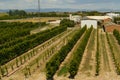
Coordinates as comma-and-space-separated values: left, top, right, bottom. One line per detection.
60, 19, 75, 27
95, 29, 100, 76
69, 60, 78, 78
8, 10, 27, 16
46, 26, 86, 80
69, 27, 93, 78
113, 29, 120, 44
112, 29, 120, 75
0, 25, 67, 65
0, 22, 40, 45
114, 17, 120, 24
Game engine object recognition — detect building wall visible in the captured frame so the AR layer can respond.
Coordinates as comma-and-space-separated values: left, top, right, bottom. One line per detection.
81, 20, 97, 29
47, 20, 61, 24
69, 14, 81, 23
103, 18, 112, 23
106, 13, 120, 17
86, 16, 112, 20
105, 25, 120, 32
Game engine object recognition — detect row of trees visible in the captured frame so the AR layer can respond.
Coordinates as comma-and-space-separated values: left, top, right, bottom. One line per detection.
8, 10, 27, 16
0, 26, 66, 77
106, 33, 120, 75
60, 19, 75, 27
0, 49, 36, 77
114, 17, 120, 24
0, 15, 27, 20
0, 22, 46, 50
112, 29, 120, 74
46, 26, 87, 80
113, 29, 120, 44
0, 22, 46, 45
95, 29, 100, 76
21, 28, 68, 78
76, 11, 105, 17
29, 12, 69, 17
0, 26, 67, 65
0, 10, 69, 20
68, 27, 93, 78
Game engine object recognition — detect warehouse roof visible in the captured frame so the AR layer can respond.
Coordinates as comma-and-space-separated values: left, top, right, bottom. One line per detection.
86, 16, 112, 20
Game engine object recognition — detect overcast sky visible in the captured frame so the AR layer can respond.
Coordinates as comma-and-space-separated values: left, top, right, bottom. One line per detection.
0, 0, 120, 10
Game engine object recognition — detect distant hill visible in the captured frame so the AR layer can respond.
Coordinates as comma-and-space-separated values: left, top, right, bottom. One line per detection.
24, 8, 79, 12
0, 8, 120, 12
0, 9, 9, 12
24, 8, 120, 12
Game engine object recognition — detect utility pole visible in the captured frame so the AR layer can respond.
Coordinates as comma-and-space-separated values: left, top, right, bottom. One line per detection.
38, 0, 40, 13
38, 0, 41, 26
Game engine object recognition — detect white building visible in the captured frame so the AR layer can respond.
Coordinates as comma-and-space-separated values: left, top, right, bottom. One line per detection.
86, 16, 112, 20
69, 14, 81, 23
106, 13, 120, 18
47, 20, 61, 24
81, 20, 97, 29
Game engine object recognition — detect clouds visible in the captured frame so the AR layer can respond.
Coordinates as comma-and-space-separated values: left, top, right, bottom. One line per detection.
0, 0, 38, 9
0, 0, 120, 10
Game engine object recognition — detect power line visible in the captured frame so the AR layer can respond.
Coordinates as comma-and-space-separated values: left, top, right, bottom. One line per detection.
38, 0, 40, 13
38, 0, 41, 26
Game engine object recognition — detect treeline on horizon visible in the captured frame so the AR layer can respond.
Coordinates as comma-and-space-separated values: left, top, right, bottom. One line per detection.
0, 10, 69, 20
0, 9, 120, 20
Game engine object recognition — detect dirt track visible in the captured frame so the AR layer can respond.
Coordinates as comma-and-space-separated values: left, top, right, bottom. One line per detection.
3, 27, 78, 80
3, 28, 120, 80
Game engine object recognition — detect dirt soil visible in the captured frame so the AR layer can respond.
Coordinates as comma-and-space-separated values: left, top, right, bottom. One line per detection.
0, 17, 62, 23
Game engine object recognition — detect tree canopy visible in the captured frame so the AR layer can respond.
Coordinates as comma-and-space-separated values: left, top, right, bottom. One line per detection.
8, 10, 27, 16
60, 19, 75, 27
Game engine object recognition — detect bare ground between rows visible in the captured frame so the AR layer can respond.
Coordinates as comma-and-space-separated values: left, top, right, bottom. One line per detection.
3, 28, 75, 80
4, 27, 79, 80
26, 28, 80, 80
99, 30, 116, 75
54, 28, 86, 79
1, 29, 69, 75
75, 29, 96, 80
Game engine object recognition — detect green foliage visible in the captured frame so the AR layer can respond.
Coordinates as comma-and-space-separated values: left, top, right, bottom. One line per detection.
57, 65, 68, 76
68, 27, 93, 78
0, 24, 67, 65
113, 29, 120, 44
0, 22, 45, 45
112, 30, 120, 74
81, 11, 104, 16
46, 26, 87, 80
8, 10, 27, 16
34, 12, 69, 17
60, 19, 75, 27
95, 28, 100, 76
16, 58, 19, 67
106, 33, 118, 73
0, 11, 69, 20
114, 17, 120, 24
0, 67, 5, 76
69, 59, 78, 78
